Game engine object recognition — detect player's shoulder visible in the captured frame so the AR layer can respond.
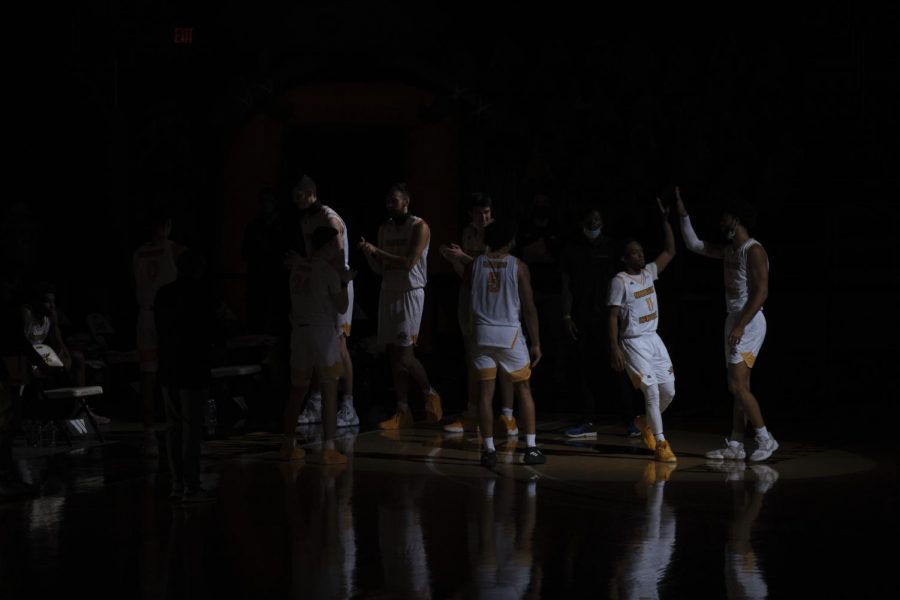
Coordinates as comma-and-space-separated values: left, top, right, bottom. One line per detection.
747, 239, 766, 253
323, 205, 344, 221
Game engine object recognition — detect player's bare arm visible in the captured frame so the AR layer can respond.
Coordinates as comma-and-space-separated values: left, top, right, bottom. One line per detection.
654, 197, 677, 274
361, 221, 429, 272
676, 186, 725, 259
608, 305, 626, 372
358, 226, 384, 275
728, 244, 769, 346
517, 259, 542, 367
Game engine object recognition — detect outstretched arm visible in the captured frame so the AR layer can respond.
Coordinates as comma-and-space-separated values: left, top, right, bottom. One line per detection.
359, 221, 429, 271
358, 226, 385, 275
653, 197, 676, 274
439, 243, 471, 278
676, 187, 724, 259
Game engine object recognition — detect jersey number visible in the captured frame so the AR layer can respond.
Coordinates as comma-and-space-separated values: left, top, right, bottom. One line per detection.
487, 271, 500, 293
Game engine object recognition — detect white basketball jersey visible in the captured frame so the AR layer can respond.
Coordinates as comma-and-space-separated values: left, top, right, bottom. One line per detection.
289, 258, 341, 327
380, 215, 428, 291
471, 254, 521, 347
608, 262, 660, 338
133, 240, 178, 309
301, 205, 350, 268
723, 239, 766, 313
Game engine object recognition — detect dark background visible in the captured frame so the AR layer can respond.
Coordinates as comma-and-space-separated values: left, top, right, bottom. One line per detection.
6, 2, 898, 421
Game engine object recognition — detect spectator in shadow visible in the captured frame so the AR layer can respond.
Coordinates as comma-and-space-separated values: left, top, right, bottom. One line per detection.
242, 187, 288, 335
155, 249, 217, 502
0, 280, 38, 497
133, 210, 185, 456
517, 192, 565, 399
561, 206, 640, 439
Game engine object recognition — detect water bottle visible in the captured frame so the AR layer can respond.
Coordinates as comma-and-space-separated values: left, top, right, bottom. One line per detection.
206, 398, 218, 436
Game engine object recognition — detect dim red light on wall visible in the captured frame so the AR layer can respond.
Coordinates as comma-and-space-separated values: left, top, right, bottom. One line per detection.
174, 27, 193, 44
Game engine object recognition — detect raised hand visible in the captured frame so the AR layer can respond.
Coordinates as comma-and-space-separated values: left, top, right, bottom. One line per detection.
674, 186, 688, 217
657, 197, 670, 218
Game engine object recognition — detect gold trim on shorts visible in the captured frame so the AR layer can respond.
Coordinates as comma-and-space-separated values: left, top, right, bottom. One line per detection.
477, 367, 498, 381
740, 351, 757, 368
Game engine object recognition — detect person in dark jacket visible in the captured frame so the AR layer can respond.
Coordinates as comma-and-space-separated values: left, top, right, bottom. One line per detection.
155, 250, 216, 502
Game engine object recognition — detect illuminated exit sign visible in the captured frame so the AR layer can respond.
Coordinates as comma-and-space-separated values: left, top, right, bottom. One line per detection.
174, 27, 193, 44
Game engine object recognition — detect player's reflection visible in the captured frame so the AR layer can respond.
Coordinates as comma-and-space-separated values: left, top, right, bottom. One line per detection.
609, 463, 677, 600
724, 464, 778, 600
377, 477, 433, 599
283, 458, 357, 599
460, 471, 540, 599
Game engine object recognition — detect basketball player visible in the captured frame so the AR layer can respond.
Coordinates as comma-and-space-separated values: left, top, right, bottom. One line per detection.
464, 219, 544, 468
608, 199, 678, 463
358, 183, 442, 429
292, 175, 358, 428
676, 187, 777, 462
283, 226, 354, 465
439, 192, 517, 436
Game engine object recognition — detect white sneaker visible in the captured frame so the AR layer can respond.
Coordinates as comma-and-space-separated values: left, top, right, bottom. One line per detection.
749, 435, 779, 462
297, 398, 322, 425
705, 439, 746, 460
336, 404, 359, 427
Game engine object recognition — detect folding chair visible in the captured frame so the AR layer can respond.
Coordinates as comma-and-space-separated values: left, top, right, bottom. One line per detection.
25, 343, 105, 445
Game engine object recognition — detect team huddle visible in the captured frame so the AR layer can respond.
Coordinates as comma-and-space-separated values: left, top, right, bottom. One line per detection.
280, 176, 777, 468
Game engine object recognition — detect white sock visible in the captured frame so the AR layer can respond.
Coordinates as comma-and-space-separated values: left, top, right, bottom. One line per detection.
501, 408, 513, 419
484, 436, 496, 451
755, 426, 770, 440
526, 434, 536, 447
397, 402, 410, 413
527, 481, 537, 498
655, 433, 666, 442
309, 391, 322, 404
324, 440, 336, 451
729, 433, 744, 444
342, 394, 353, 406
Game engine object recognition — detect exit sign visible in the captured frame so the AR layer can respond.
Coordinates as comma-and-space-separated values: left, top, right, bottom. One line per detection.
174, 27, 193, 44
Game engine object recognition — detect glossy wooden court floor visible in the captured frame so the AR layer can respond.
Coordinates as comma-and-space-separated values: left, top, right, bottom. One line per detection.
1, 415, 893, 599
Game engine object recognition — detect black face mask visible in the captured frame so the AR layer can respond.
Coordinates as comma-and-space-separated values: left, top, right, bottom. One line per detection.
299, 201, 322, 217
